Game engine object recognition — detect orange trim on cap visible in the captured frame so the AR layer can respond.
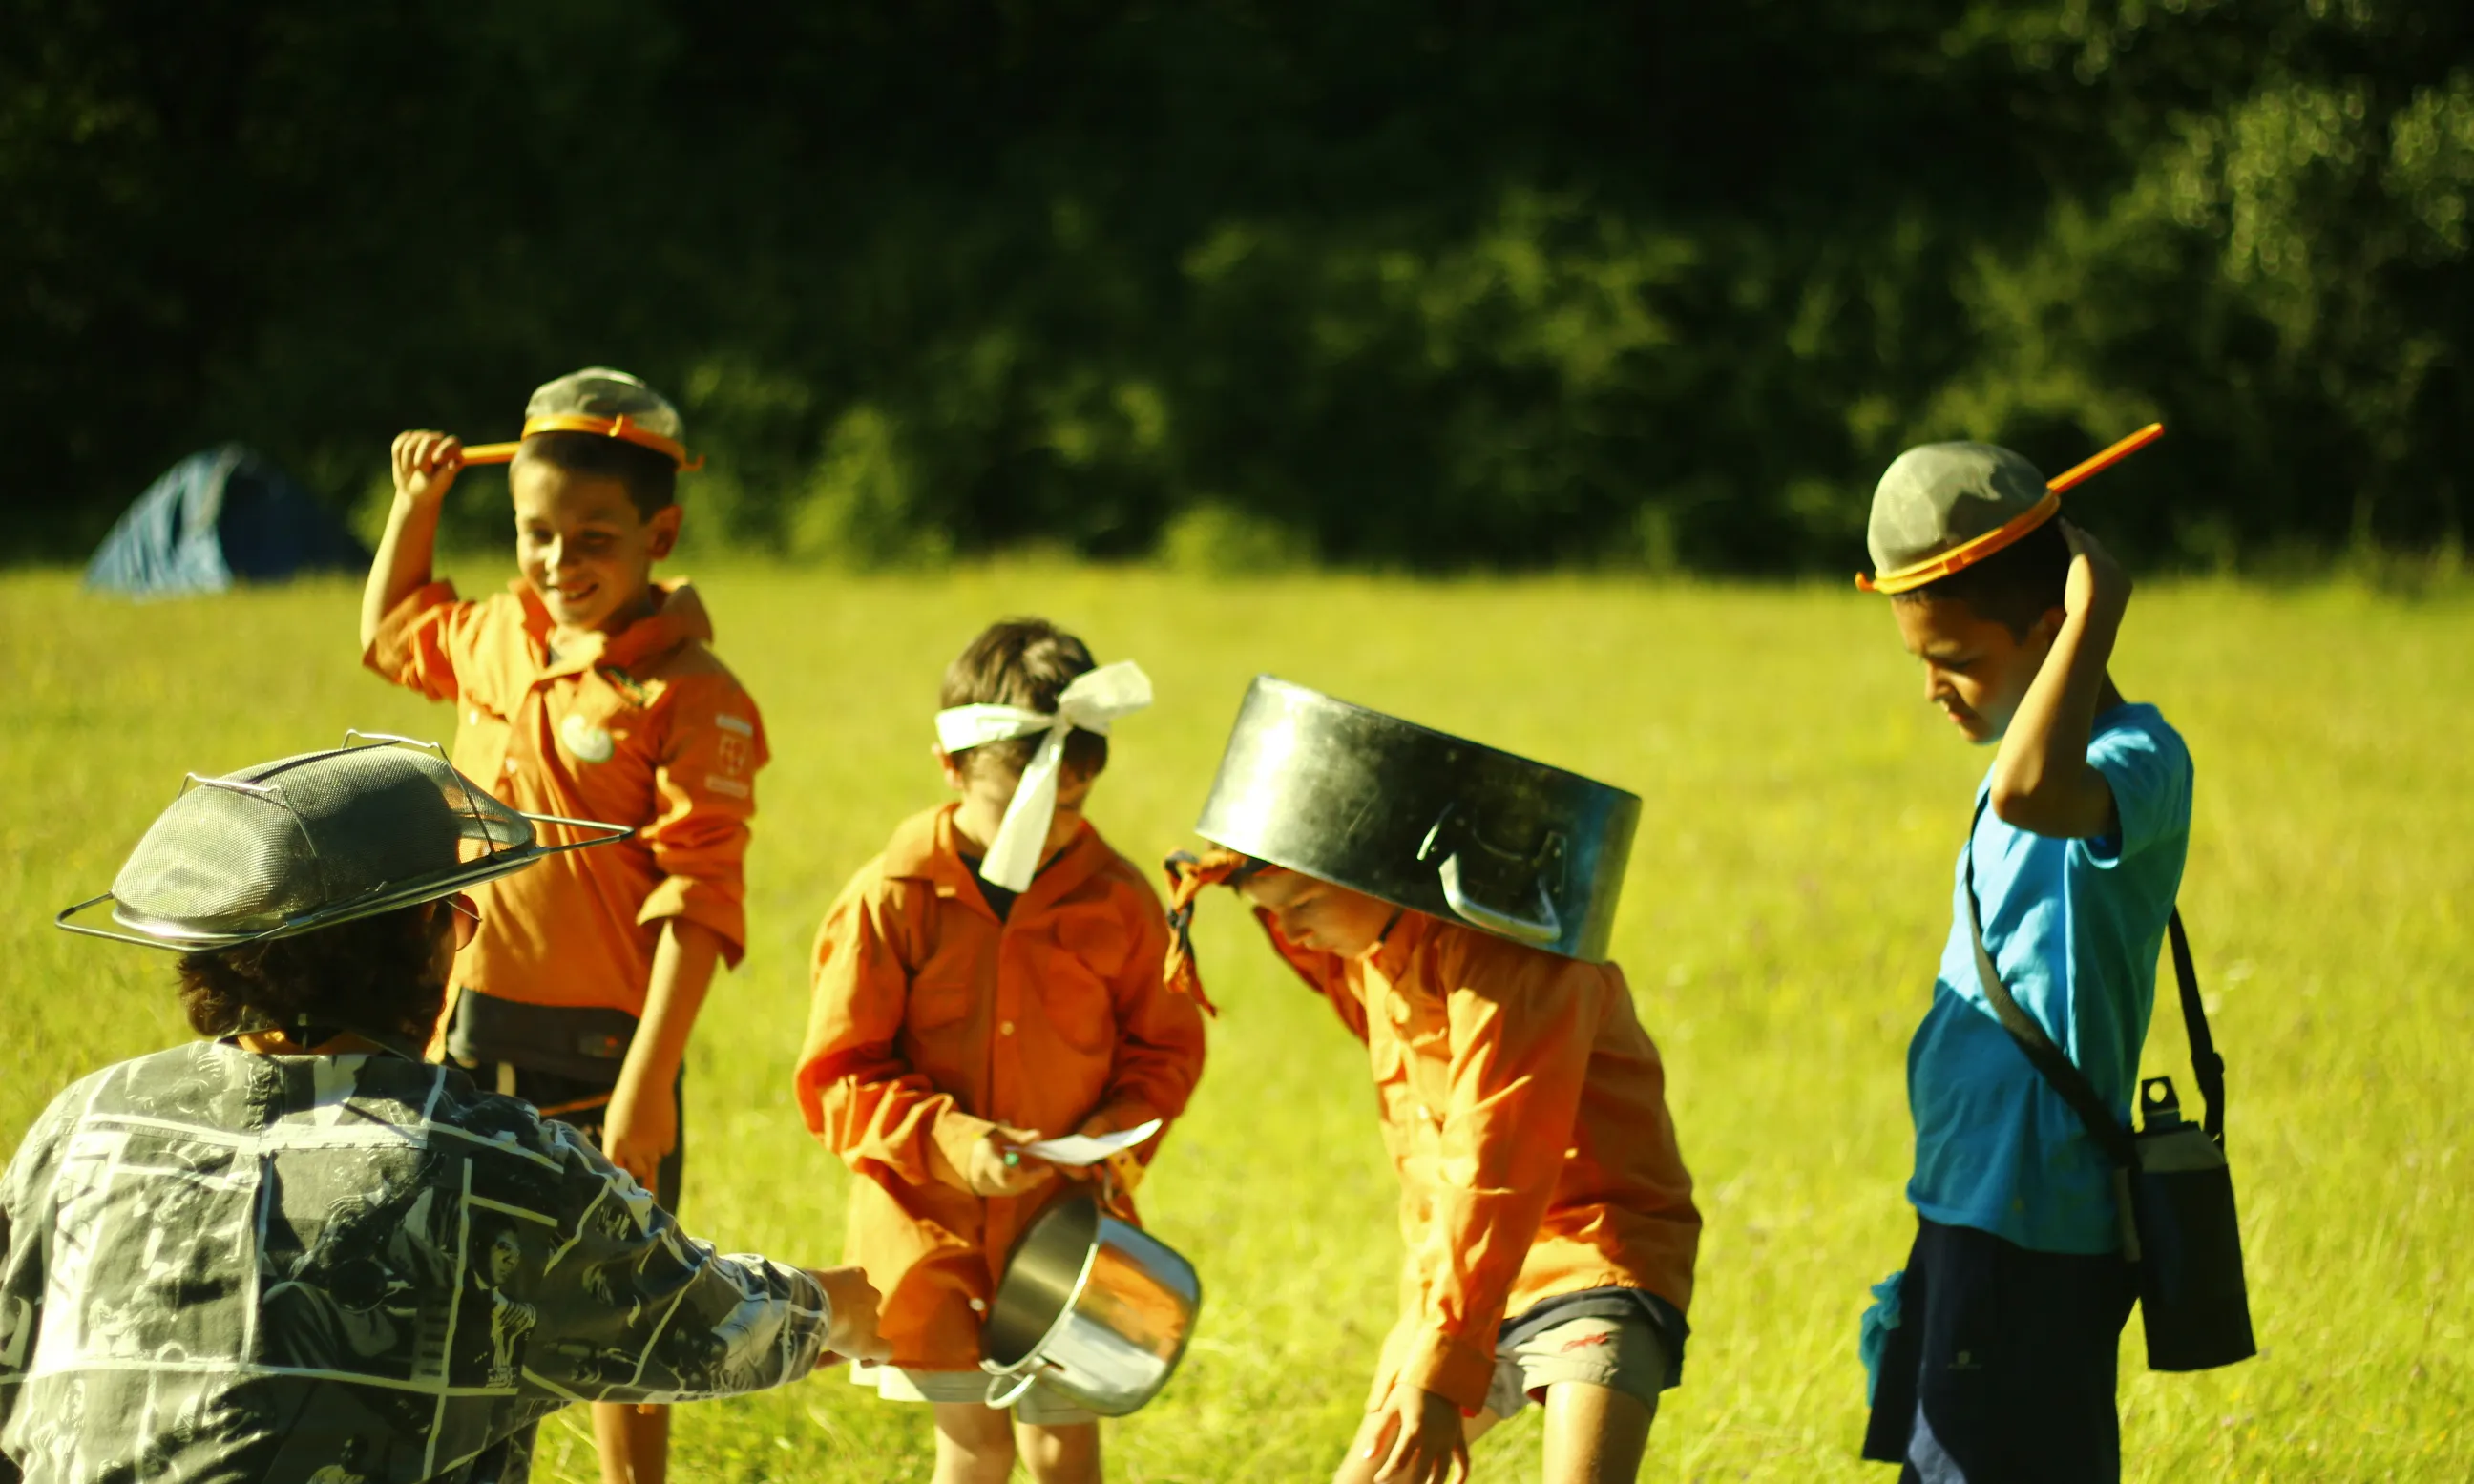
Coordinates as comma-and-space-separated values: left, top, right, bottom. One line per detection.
451, 414, 702, 471
1856, 490, 2060, 594
523, 412, 703, 470
1856, 422, 2163, 594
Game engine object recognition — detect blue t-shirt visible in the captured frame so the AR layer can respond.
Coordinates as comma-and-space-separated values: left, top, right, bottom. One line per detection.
1905, 702, 2193, 1254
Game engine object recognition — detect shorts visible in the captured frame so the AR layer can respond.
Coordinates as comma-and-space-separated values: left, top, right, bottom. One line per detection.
1861, 1216, 2137, 1482
461, 1056, 686, 1213
1482, 1309, 1670, 1420
849, 1360, 1097, 1428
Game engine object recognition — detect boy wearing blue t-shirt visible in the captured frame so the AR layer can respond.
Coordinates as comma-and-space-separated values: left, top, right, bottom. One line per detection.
1854, 443, 2192, 1483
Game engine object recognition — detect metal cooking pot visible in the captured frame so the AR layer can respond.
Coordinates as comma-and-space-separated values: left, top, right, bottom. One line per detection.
978, 1191, 1202, 1416
1195, 676, 1640, 962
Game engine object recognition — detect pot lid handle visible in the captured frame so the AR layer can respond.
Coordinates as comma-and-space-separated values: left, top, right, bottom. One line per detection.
1436, 852, 1562, 945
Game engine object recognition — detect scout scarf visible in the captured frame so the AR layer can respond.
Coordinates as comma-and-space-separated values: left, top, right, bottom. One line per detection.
936, 660, 1152, 893
1159, 847, 1276, 1014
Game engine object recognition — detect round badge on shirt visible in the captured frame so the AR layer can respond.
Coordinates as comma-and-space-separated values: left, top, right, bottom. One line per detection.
561, 713, 616, 763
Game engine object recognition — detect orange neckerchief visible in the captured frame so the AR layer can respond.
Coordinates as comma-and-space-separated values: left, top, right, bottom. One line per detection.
1160, 847, 1271, 1014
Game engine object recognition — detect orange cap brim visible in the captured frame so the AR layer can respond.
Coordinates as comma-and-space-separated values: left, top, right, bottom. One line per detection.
1856, 422, 2162, 594
451, 414, 702, 471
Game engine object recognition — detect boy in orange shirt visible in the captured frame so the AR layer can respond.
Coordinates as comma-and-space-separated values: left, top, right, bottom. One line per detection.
360, 367, 763, 1484
1169, 841, 1698, 1482
795, 619, 1207, 1484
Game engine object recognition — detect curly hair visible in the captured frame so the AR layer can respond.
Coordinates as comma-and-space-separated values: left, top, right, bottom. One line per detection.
939, 617, 1107, 782
175, 902, 447, 1042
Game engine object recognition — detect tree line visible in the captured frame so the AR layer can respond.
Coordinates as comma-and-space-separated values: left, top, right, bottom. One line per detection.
7, 0, 2469, 570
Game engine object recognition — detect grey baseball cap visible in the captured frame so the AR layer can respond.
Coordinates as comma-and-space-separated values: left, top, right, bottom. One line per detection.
525, 366, 686, 447
1862, 442, 2055, 594
461, 366, 698, 470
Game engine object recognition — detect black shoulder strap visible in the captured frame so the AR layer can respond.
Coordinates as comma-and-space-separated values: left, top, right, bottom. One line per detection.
1962, 797, 2225, 1163
2167, 909, 2225, 1142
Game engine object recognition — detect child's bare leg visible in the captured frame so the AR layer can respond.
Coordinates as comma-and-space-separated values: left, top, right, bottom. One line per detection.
1330, 1407, 1496, 1484
1539, 1381, 1653, 1484
931, 1401, 1017, 1484
591, 1401, 668, 1484
1015, 1419, 1101, 1484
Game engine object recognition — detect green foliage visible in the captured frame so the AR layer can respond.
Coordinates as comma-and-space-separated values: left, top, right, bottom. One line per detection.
3, 3, 2469, 568
1157, 499, 1313, 574
5, 566, 2468, 1478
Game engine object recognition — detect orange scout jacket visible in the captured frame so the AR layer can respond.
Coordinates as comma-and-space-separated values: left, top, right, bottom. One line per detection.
1259, 909, 1701, 1416
365, 578, 766, 1014
794, 805, 1208, 1372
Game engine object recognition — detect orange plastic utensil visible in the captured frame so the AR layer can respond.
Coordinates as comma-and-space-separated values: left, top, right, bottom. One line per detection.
2045, 422, 2163, 494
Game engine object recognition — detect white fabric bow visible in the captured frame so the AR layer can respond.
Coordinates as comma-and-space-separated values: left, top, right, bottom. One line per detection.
933, 660, 1152, 891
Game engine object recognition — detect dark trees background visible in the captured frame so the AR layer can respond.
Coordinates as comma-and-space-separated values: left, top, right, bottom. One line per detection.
7, 0, 2471, 569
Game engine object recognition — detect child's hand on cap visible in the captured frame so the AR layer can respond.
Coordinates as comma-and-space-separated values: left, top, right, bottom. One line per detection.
390, 430, 464, 509
2059, 520, 2131, 624
965, 1126, 1055, 1198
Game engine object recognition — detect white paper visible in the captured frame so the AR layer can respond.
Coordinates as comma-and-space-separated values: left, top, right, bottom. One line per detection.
1008, 1118, 1164, 1168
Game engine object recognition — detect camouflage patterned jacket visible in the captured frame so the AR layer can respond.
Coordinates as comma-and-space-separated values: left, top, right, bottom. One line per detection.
0, 1042, 833, 1483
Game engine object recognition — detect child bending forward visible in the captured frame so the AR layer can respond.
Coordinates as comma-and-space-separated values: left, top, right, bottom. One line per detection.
1171, 855, 1700, 1484
795, 619, 1207, 1484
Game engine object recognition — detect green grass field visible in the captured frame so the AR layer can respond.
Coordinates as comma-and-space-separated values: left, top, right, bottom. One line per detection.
6, 564, 2468, 1481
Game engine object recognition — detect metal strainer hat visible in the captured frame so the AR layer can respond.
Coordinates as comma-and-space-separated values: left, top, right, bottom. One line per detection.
56, 732, 632, 951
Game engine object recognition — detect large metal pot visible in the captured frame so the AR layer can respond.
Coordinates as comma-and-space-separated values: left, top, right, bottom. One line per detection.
1195, 676, 1640, 962
978, 1191, 1202, 1416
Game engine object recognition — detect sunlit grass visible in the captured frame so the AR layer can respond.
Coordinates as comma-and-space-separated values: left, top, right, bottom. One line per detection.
6, 564, 2467, 1480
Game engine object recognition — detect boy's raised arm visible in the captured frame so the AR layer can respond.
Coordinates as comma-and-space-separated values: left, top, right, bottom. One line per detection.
359, 431, 461, 652
1988, 522, 2133, 840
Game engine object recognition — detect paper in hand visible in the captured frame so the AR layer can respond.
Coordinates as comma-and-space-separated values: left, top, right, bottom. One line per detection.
1007, 1118, 1164, 1168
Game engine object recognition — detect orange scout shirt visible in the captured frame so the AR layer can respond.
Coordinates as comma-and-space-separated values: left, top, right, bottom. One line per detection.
1260, 909, 1701, 1416
365, 577, 767, 1014
794, 805, 1208, 1372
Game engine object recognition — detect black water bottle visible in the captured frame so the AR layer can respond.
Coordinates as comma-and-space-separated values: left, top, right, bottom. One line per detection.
2129, 1076, 2258, 1371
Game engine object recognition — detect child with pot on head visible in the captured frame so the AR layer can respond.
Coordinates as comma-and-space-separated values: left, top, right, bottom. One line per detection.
1165, 726, 1701, 1484
794, 618, 1208, 1484
1853, 442, 2191, 1481
361, 367, 763, 1484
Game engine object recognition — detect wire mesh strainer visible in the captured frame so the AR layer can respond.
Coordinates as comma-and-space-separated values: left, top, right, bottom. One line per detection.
56, 732, 632, 950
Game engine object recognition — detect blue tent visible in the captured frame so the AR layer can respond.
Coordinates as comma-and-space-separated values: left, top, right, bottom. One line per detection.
85, 446, 368, 596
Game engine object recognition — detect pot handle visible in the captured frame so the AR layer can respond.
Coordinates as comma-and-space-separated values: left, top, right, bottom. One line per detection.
1436, 851, 1562, 944
981, 1357, 1060, 1410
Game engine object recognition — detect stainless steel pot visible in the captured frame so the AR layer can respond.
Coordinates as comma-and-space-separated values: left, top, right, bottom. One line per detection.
978, 1191, 1202, 1416
1195, 676, 1640, 962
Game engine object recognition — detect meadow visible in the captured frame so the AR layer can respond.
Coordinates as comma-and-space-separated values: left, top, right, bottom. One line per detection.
4, 563, 2468, 1482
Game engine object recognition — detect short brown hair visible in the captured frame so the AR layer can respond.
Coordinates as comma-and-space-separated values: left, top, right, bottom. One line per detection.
1891, 518, 2071, 638
175, 903, 446, 1043
940, 617, 1108, 781
511, 430, 678, 519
